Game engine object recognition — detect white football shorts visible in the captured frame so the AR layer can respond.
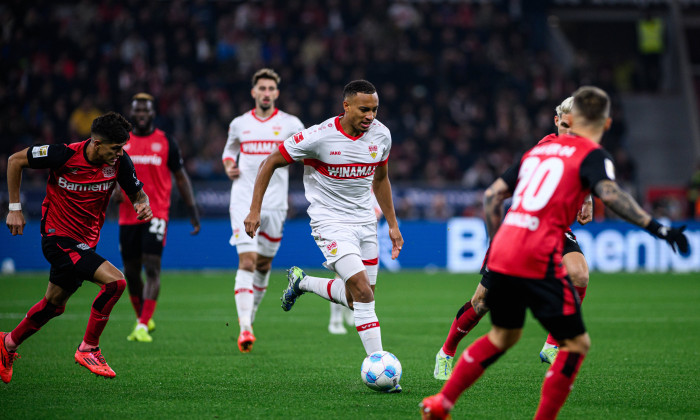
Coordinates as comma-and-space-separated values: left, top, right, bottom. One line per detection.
229, 206, 286, 257
311, 223, 379, 285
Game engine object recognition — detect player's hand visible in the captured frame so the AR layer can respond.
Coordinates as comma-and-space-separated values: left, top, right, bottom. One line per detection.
134, 202, 153, 221
577, 200, 593, 225
190, 218, 201, 235
661, 225, 690, 255
244, 211, 260, 238
6, 210, 26, 236
226, 165, 240, 181
389, 226, 403, 260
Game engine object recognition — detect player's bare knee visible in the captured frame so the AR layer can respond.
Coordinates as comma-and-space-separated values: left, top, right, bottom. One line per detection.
562, 333, 590, 355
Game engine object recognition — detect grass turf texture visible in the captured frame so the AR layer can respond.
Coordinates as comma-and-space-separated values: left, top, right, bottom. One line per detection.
1, 271, 698, 419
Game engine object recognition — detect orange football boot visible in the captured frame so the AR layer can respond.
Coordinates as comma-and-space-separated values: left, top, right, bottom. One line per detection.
74, 347, 116, 378
237, 330, 256, 353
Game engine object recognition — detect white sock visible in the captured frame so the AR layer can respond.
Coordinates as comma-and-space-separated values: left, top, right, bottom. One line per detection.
543, 343, 557, 350
353, 301, 382, 355
343, 306, 354, 325
251, 270, 270, 323
438, 347, 450, 358
299, 275, 349, 307
330, 301, 345, 325
234, 269, 254, 332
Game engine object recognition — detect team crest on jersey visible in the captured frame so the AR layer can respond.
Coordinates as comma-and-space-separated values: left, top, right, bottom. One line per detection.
293, 132, 304, 143
234, 228, 240, 239
151, 142, 162, 152
273, 125, 282, 136
102, 166, 116, 178
326, 241, 338, 256
368, 145, 378, 159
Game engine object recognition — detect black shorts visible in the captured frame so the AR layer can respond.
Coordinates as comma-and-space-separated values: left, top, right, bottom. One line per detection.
485, 271, 586, 342
119, 221, 167, 260
42, 236, 107, 294
562, 230, 583, 256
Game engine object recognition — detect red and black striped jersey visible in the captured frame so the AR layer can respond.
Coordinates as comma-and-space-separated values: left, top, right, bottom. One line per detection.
27, 139, 143, 248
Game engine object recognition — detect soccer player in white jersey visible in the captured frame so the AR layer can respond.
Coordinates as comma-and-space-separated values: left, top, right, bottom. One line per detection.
244, 80, 404, 390
222, 68, 304, 353
328, 191, 382, 335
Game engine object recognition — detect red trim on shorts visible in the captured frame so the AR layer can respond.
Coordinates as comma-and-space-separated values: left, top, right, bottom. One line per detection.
278, 144, 294, 163
356, 321, 380, 331
234, 289, 254, 295
259, 231, 282, 242
362, 258, 379, 266
560, 278, 577, 316
222, 157, 236, 164
327, 279, 335, 303
253, 285, 267, 292
56, 243, 81, 264
251, 108, 279, 122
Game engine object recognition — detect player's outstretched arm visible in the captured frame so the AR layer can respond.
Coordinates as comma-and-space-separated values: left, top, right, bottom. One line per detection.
483, 177, 513, 240
174, 168, 201, 235
373, 165, 403, 259
6, 148, 29, 236
243, 149, 289, 238
595, 179, 689, 254
127, 189, 153, 221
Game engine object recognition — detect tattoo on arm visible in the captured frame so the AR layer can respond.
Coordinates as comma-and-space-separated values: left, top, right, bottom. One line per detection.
483, 186, 506, 240
594, 180, 650, 227
128, 189, 149, 206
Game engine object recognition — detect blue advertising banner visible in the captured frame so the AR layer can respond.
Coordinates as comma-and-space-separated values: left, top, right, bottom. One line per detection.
1, 219, 698, 273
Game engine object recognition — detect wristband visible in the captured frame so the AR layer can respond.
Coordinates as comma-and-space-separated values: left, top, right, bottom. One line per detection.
644, 219, 664, 237
8, 203, 21, 211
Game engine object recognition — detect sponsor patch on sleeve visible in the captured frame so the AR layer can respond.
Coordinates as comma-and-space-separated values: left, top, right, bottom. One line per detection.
32, 145, 49, 158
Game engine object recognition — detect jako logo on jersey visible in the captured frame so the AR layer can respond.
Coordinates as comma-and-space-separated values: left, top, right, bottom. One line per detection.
130, 155, 163, 166
240, 141, 281, 154
330, 151, 341, 155
326, 241, 338, 256
58, 177, 115, 192
293, 132, 304, 143
102, 166, 116, 177
368, 145, 378, 159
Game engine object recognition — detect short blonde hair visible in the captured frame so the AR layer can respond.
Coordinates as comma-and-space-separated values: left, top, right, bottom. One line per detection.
555, 96, 574, 118
252, 68, 281, 87
132, 92, 155, 102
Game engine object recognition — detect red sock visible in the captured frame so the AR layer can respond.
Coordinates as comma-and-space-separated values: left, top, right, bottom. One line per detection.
535, 350, 585, 420
83, 280, 126, 347
10, 298, 65, 345
441, 335, 504, 405
545, 285, 587, 347
138, 299, 157, 325
442, 301, 484, 357
130, 295, 143, 318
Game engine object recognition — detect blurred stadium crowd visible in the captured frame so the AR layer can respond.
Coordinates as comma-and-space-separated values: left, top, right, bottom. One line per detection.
1, 0, 641, 219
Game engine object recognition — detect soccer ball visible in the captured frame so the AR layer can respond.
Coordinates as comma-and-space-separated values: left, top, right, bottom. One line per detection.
360, 351, 402, 392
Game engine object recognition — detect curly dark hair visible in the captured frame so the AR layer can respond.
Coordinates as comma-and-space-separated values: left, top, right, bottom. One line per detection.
90, 111, 133, 143
343, 80, 376, 100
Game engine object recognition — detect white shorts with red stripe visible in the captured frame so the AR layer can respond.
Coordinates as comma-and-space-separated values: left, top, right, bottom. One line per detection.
311, 222, 379, 285
229, 206, 286, 257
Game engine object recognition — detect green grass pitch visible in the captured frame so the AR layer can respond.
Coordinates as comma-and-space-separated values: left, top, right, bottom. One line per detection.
1, 271, 699, 419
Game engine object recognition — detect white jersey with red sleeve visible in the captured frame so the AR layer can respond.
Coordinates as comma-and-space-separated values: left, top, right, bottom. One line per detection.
223, 108, 304, 211
279, 114, 391, 227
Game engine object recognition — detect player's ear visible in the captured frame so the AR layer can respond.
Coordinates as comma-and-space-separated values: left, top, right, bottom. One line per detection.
554, 115, 559, 126
604, 117, 612, 131
250, 87, 256, 99
343, 100, 349, 113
